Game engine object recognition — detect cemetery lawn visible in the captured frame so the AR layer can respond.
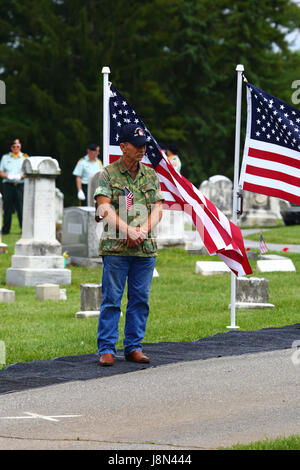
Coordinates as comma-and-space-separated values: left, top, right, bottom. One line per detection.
245, 224, 300, 244
0, 217, 300, 366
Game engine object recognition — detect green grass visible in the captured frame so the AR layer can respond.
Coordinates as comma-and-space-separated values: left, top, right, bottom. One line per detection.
0, 216, 300, 367
245, 224, 300, 244
225, 434, 300, 450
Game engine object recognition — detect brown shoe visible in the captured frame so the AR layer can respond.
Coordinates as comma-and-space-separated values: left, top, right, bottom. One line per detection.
125, 350, 150, 363
99, 353, 114, 367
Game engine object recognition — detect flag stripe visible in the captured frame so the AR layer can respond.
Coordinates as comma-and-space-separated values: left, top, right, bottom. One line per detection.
246, 155, 300, 179
248, 147, 300, 170
243, 181, 300, 205
245, 164, 300, 188
243, 171, 300, 197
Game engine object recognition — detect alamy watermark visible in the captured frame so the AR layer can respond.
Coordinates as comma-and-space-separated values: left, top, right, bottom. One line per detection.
291, 80, 300, 105
0, 341, 6, 368
0, 80, 6, 104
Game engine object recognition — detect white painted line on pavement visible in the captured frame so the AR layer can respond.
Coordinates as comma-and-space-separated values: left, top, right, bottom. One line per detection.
0, 412, 81, 422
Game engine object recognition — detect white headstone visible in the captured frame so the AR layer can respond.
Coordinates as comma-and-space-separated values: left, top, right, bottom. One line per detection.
256, 258, 296, 272
36, 283, 61, 301
0, 288, 15, 303
6, 157, 71, 286
157, 208, 185, 248
55, 188, 64, 222
55, 188, 64, 243
88, 171, 103, 207
195, 261, 231, 275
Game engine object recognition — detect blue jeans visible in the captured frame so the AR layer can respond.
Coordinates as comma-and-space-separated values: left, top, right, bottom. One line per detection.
97, 255, 156, 357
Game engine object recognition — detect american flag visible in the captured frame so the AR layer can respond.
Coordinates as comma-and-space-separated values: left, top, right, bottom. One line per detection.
259, 233, 268, 255
124, 186, 134, 210
239, 83, 300, 205
106, 84, 252, 277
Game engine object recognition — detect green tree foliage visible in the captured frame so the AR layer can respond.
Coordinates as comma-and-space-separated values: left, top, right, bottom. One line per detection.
0, 0, 300, 204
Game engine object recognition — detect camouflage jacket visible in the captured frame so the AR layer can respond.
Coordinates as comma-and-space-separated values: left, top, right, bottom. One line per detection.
94, 157, 164, 256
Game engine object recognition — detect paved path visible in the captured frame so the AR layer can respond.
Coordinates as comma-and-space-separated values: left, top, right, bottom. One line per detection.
0, 348, 299, 450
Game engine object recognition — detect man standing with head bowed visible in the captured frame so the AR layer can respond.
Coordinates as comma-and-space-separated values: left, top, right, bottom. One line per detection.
94, 124, 164, 366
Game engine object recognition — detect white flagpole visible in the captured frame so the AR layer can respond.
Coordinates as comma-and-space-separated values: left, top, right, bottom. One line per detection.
227, 64, 244, 331
102, 66, 110, 168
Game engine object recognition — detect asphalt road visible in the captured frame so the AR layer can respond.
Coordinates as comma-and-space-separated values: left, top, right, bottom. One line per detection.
0, 348, 299, 450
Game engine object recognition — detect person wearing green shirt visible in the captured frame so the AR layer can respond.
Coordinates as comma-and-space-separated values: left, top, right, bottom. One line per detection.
94, 124, 164, 367
0, 139, 27, 234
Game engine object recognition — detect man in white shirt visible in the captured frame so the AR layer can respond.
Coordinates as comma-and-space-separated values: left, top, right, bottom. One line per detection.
72, 143, 102, 206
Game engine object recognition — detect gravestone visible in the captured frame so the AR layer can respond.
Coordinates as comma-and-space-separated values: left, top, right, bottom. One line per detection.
195, 261, 231, 275
0, 193, 8, 254
6, 157, 71, 286
88, 171, 103, 207
55, 188, 64, 243
257, 255, 296, 272
229, 277, 274, 309
238, 191, 278, 226
61, 206, 103, 267
157, 207, 185, 248
36, 283, 61, 301
0, 288, 15, 303
75, 283, 102, 318
199, 175, 232, 218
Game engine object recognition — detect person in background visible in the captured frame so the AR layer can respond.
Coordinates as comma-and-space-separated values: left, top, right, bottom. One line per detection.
0, 139, 27, 234
166, 143, 181, 173
73, 143, 102, 206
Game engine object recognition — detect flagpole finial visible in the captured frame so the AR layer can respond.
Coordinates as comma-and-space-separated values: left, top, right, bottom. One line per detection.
236, 64, 244, 72
102, 66, 110, 74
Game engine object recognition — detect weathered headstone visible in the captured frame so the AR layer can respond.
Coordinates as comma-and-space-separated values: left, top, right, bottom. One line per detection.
199, 175, 232, 218
88, 171, 103, 208
6, 157, 71, 286
0, 288, 15, 303
36, 283, 61, 301
0, 193, 8, 254
229, 277, 274, 309
61, 206, 103, 267
75, 283, 102, 318
55, 188, 64, 243
238, 190, 279, 226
